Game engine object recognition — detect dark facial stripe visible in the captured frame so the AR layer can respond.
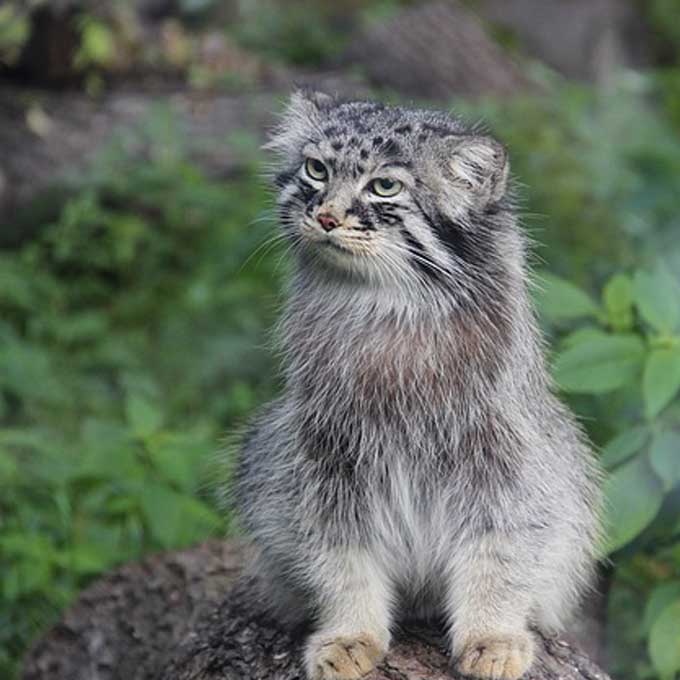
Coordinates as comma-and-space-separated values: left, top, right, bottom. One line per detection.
422, 122, 452, 137
305, 190, 325, 216
372, 203, 403, 227
274, 168, 296, 189
278, 197, 297, 223
381, 139, 401, 158
426, 211, 488, 269
296, 178, 319, 204
347, 199, 375, 230
399, 227, 449, 285
383, 160, 412, 170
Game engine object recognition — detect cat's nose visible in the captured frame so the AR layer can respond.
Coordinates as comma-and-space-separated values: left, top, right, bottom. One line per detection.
317, 213, 340, 232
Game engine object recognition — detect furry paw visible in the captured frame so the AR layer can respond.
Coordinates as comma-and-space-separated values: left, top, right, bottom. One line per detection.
455, 632, 535, 680
305, 633, 385, 680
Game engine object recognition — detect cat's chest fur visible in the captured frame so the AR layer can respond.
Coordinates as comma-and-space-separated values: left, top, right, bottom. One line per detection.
285, 300, 504, 441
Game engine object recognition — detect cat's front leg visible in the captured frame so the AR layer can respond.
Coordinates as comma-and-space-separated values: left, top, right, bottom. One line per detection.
304, 546, 393, 680
446, 532, 538, 680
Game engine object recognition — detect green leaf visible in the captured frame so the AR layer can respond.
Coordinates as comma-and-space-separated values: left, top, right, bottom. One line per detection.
643, 349, 680, 419
603, 454, 664, 553
600, 425, 651, 469
77, 18, 116, 67
52, 545, 110, 575
534, 272, 599, 321
553, 332, 646, 394
125, 395, 164, 439
649, 599, 680, 680
147, 433, 212, 492
559, 327, 604, 349
649, 430, 680, 492
140, 483, 221, 548
643, 582, 680, 634
0, 447, 17, 482
603, 273, 634, 331
79, 419, 141, 480
634, 267, 680, 333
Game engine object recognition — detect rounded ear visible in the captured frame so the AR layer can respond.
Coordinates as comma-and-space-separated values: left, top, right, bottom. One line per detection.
448, 135, 509, 204
287, 89, 334, 118
265, 89, 334, 154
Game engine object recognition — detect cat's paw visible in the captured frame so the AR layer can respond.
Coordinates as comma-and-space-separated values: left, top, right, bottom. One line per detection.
455, 632, 535, 680
305, 632, 385, 680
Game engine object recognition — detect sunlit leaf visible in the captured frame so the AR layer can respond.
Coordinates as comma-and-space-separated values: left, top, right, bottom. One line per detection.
634, 266, 680, 333
553, 332, 646, 394
603, 273, 634, 331
534, 272, 599, 321
76, 18, 116, 67
643, 349, 680, 419
559, 327, 604, 349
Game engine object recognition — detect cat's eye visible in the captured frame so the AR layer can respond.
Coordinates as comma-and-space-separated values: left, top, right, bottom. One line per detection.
305, 158, 328, 181
371, 178, 402, 197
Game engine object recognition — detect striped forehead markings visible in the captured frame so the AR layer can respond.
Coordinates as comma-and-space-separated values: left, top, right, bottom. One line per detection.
393, 124, 412, 134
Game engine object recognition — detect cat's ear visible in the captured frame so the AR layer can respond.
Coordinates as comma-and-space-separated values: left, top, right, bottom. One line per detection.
287, 89, 334, 116
265, 90, 334, 154
447, 135, 509, 204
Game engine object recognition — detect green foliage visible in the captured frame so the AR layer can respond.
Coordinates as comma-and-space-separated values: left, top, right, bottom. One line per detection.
552, 331, 646, 394
604, 454, 665, 554
74, 15, 116, 68
539, 267, 680, 679
228, 0, 408, 67
459, 78, 680, 284
644, 0, 680, 64
0, 110, 282, 678
649, 600, 680, 680
534, 272, 599, 321
230, 0, 348, 66
0, 3, 30, 64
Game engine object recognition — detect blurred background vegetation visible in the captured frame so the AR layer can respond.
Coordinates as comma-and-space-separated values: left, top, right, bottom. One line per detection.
1, 1, 680, 679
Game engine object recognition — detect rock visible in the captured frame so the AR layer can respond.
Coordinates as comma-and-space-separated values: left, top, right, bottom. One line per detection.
22, 540, 613, 680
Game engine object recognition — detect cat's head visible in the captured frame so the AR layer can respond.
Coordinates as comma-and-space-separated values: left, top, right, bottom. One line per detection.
267, 90, 518, 299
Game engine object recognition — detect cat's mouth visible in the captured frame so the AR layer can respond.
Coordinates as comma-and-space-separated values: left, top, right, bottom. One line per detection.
321, 239, 354, 254
301, 221, 373, 258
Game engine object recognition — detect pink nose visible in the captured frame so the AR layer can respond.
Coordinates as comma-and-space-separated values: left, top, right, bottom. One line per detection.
317, 213, 340, 232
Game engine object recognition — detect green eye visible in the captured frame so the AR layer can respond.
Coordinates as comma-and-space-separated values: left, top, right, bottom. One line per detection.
305, 158, 328, 181
371, 178, 402, 197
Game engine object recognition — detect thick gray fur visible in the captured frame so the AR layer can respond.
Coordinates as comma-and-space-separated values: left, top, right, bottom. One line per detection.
233, 91, 602, 680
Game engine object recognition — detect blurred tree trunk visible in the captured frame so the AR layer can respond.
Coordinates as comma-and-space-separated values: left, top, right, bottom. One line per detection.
22, 540, 612, 680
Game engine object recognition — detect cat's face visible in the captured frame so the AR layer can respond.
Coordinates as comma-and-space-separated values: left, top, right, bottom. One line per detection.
268, 91, 511, 293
